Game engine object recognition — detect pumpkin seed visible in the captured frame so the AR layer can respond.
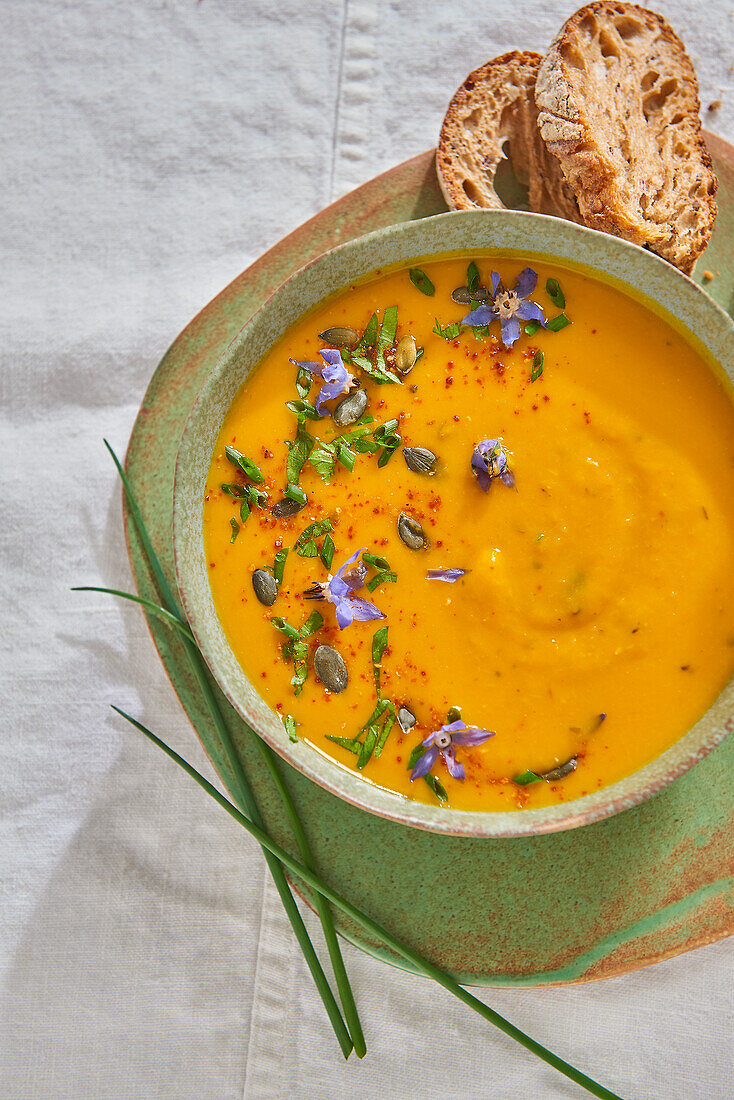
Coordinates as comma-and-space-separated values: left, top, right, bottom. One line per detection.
333, 387, 368, 426
394, 334, 417, 375
451, 285, 491, 304
403, 446, 437, 474
252, 569, 278, 606
317, 326, 359, 348
272, 497, 306, 519
397, 707, 416, 734
540, 757, 577, 781
314, 644, 349, 694
397, 511, 427, 550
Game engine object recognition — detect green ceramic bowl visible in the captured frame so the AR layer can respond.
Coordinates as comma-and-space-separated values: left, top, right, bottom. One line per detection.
173, 210, 734, 838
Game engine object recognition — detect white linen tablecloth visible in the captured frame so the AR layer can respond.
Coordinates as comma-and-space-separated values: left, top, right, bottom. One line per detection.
2, 2, 732, 1097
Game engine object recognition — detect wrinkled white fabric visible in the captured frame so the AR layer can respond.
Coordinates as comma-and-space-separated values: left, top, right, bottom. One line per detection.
2, 2, 732, 1097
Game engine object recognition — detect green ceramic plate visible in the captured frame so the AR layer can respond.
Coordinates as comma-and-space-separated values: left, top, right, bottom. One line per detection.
125, 140, 734, 984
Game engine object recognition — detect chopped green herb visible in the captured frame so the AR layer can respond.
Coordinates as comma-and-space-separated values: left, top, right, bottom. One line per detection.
225, 445, 264, 483
270, 616, 300, 641
298, 540, 319, 558
336, 441, 356, 472
286, 399, 321, 422
285, 483, 307, 505
424, 774, 448, 802
356, 724, 379, 770
286, 424, 315, 485
371, 625, 389, 697
362, 551, 390, 570
291, 639, 309, 695
407, 743, 426, 770
547, 313, 571, 333
524, 320, 541, 336
546, 278, 565, 309
351, 353, 401, 386
531, 350, 544, 382
366, 570, 397, 593
409, 268, 435, 296
467, 260, 480, 294
320, 533, 335, 571
229, 517, 240, 543
378, 305, 398, 351
295, 364, 311, 399
513, 769, 543, 786
239, 499, 250, 524
446, 705, 462, 723
300, 610, 324, 638
374, 704, 397, 758
220, 482, 246, 498
284, 715, 298, 743
309, 440, 337, 481
354, 312, 379, 354
295, 518, 333, 555
273, 548, 289, 585
325, 734, 362, 755
433, 318, 461, 341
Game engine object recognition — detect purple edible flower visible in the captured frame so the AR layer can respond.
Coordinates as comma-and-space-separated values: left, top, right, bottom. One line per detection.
410, 720, 495, 782
290, 349, 358, 415
304, 547, 386, 630
426, 569, 468, 583
471, 438, 515, 493
462, 268, 545, 349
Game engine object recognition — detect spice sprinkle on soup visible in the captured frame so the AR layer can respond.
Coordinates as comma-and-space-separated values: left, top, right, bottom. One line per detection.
203, 256, 734, 812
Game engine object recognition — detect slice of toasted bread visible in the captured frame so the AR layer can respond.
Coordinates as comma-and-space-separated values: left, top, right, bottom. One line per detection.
436, 51, 582, 221
535, 2, 717, 273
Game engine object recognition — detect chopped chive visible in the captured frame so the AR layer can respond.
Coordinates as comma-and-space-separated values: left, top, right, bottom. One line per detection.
229, 517, 240, 543
284, 715, 298, 743
239, 499, 250, 524
336, 441, 356, 472
547, 313, 571, 333
220, 482, 247, 497
225, 445, 264, 483
354, 312, 378, 354
291, 639, 309, 695
531, 350, 544, 382
424, 774, 448, 802
378, 305, 398, 350
546, 278, 565, 309
513, 770, 543, 786
409, 268, 435, 296
524, 320, 541, 336
285, 484, 308, 505
274, 547, 289, 585
467, 260, 480, 294
320, 533, 335, 571
271, 616, 300, 641
374, 706, 396, 757
372, 625, 389, 697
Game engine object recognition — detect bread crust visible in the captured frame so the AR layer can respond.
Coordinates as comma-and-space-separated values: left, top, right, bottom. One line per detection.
535, 2, 717, 273
437, 51, 582, 221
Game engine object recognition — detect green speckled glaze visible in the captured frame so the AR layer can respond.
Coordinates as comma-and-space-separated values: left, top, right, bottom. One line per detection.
125, 140, 734, 984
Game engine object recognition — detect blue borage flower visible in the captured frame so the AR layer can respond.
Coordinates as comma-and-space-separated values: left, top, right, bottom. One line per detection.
471, 438, 515, 493
304, 547, 386, 630
410, 720, 495, 782
290, 349, 358, 415
426, 568, 468, 583
462, 268, 545, 349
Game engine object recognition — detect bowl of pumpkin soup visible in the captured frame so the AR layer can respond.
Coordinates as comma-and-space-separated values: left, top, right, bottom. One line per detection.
173, 210, 734, 837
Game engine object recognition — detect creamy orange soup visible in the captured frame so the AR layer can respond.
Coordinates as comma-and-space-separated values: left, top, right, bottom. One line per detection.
203, 256, 734, 811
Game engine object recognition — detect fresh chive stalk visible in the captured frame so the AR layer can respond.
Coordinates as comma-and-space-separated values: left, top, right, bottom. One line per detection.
101, 440, 363, 1059
118, 707, 623, 1100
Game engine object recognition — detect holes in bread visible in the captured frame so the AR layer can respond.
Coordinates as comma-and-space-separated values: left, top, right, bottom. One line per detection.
599, 29, 621, 60
643, 78, 678, 120
578, 14, 598, 39
461, 177, 484, 205
493, 140, 530, 211
560, 40, 587, 70
614, 16, 642, 40
462, 108, 483, 134
640, 70, 659, 92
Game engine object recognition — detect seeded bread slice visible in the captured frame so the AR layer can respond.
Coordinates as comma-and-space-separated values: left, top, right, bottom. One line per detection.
436, 51, 582, 221
535, 2, 717, 273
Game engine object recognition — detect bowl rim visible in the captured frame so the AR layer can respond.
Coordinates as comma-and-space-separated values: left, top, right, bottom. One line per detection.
173, 208, 734, 838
